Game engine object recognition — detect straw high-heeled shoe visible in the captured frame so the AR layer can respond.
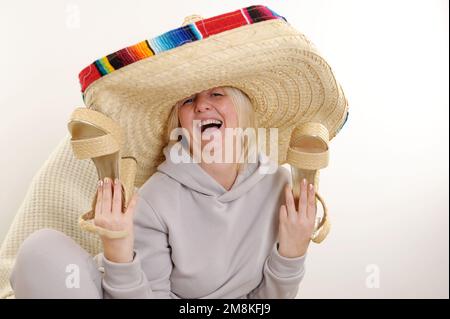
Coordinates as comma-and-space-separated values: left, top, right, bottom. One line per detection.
287, 122, 331, 244
68, 107, 137, 239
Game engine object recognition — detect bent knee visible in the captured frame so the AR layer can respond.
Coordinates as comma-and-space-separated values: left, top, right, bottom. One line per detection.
11, 229, 70, 287
12, 228, 91, 278
14, 228, 78, 266
20, 228, 68, 253
10, 229, 101, 298
24, 228, 68, 243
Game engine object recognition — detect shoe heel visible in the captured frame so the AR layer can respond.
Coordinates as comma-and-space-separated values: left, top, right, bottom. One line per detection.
68, 108, 136, 239
287, 122, 331, 244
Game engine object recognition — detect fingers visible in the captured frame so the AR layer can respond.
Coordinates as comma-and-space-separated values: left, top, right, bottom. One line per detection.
99, 177, 132, 217
298, 178, 308, 216
125, 192, 139, 216
307, 183, 317, 221
279, 204, 288, 223
102, 177, 113, 214
112, 178, 123, 216
95, 180, 103, 216
284, 184, 297, 221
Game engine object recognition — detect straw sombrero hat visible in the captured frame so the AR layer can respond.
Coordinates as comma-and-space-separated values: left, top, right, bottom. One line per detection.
69, 4, 349, 242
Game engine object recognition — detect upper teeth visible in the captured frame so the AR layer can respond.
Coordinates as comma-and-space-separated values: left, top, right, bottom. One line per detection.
197, 119, 223, 127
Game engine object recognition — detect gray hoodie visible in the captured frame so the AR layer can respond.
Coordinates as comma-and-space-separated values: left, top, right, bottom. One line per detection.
98, 143, 307, 299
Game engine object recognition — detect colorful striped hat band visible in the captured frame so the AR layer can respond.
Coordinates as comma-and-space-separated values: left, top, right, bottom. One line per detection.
79, 5, 286, 96
78, 4, 349, 188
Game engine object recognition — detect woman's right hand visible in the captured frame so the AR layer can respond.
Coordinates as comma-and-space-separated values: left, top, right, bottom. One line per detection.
94, 177, 138, 263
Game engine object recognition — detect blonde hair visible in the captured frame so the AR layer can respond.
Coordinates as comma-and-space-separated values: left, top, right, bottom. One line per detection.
165, 86, 258, 171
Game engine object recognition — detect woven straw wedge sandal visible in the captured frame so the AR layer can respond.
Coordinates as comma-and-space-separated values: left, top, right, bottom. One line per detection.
68, 108, 137, 239
286, 122, 331, 244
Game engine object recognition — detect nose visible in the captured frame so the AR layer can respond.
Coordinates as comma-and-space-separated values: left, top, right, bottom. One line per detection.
194, 95, 212, 113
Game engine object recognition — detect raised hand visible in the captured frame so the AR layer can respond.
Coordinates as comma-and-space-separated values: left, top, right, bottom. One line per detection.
94, 177, 138, 263
278, 178, 317, 258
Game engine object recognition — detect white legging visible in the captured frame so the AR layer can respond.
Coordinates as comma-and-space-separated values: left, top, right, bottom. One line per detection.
10, 228, 103, 299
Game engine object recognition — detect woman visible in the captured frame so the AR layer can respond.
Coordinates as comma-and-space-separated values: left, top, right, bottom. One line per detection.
9, 5, 348, 299
10, 85, 317, 299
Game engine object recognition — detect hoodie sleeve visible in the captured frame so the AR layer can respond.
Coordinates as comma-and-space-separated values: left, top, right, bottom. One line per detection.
246, 242, 307, 299
101, 194, 180, 299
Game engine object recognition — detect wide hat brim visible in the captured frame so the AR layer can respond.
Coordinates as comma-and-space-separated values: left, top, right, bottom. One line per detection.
80, 6, 349, 187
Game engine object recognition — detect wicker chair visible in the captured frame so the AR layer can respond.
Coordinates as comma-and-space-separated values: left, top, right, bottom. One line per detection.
0, 134, 102, 298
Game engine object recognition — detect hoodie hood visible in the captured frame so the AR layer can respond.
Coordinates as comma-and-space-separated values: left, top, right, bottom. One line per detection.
156, 142, 278, 203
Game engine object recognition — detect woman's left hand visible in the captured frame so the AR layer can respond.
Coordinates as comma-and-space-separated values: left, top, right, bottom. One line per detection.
278, 178, 317, 258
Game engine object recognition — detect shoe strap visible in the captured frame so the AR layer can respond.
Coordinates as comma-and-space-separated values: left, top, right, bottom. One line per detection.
69, 108, 124, 146
290, 122, 329, 144
71, 134, 120, 160
287, 148, 329, 170
311, 192, 330, 243
286, 122, 330, 170
78, 211, 128, 239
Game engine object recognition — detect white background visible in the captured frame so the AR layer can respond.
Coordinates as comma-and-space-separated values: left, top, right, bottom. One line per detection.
0, 0, 448, 298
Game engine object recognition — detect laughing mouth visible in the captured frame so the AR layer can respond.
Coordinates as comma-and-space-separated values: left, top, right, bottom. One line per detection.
197, 119, 223, 133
